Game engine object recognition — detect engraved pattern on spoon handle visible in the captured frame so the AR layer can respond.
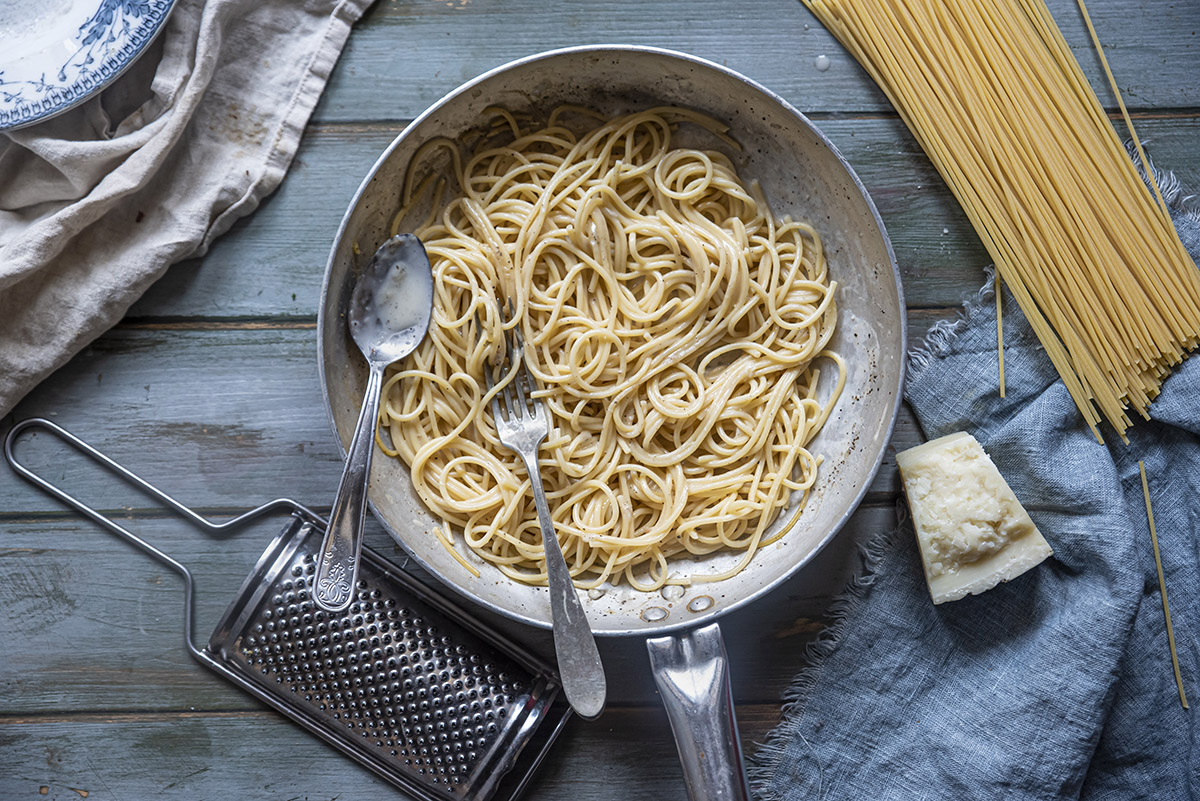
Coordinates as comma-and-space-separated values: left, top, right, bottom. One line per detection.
522, 452, 607, 720
315, 363, 385, 611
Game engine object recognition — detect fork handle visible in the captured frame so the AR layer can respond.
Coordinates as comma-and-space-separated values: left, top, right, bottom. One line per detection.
522, 453, 608, 720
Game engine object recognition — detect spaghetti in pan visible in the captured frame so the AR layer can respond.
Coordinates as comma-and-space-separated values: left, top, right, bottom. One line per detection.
376, 107, 844, 591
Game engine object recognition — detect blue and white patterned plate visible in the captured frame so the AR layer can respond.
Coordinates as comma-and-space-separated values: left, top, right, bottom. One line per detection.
0, 0, 177, 131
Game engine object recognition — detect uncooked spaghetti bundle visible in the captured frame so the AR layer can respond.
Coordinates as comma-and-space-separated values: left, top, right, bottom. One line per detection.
805, 0, 1200, 442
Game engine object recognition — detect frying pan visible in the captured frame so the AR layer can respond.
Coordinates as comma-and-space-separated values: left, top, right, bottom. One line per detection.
318, 46, 905, 800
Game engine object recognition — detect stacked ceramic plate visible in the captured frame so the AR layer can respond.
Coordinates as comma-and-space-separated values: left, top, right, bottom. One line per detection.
0, 0, 176, 130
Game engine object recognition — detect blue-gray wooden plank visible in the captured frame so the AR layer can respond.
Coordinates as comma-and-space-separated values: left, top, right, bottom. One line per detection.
0, 319, 946, 517
0, 506, 889, 715
312, 0, 1200, 123
128, 115, 1200, 320
4, 705, 779, 801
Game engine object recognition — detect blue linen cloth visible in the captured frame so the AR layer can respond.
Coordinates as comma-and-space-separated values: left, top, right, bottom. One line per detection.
752, 165, 1199, 800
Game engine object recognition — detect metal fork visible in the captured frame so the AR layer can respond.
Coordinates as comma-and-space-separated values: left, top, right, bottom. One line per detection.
482, 306, 607, 720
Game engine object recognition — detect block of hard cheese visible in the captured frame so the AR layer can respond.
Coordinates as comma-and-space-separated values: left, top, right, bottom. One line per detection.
896, 432, 1052, 604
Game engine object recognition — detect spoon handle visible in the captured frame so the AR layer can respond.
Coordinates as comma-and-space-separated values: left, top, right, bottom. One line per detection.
315, 363, 385, 611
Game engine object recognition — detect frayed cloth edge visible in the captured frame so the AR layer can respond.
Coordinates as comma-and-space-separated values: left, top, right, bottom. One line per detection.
746, 504, 909, 801
1127, 138, 1200, 229
906, 266, 997, 385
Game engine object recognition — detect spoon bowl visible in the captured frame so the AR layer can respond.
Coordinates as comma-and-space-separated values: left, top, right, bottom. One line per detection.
349, 235, 436, 366
313, 234, 434, 612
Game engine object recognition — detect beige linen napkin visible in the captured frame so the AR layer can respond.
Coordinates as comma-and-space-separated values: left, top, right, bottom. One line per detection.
0, 0, 375, 416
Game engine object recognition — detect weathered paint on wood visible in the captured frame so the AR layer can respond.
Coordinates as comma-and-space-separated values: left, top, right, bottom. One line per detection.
129, 115, 1200, 320
0, 705, 796, 801
3, 0, 1197, 796
313, 0, 1200, 124
0, 485, 892, 708
2, 317, 953, 517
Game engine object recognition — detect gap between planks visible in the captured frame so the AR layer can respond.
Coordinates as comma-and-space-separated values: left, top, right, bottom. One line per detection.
0, 497, 900, 525
113, 307, 960, 331
0, 704, 785, 731
117, 318, 317, 330
307, 106, 1200, 135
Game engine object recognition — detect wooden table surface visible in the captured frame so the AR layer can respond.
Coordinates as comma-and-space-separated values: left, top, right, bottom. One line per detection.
2, 1, 1197, 798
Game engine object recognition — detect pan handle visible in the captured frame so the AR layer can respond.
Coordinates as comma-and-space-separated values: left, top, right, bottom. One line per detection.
646, 622, 750, 801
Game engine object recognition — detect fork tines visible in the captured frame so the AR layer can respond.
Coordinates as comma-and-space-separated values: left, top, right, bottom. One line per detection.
480, 302, 540, 424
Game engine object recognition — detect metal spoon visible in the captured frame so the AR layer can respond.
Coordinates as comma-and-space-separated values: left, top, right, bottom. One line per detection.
314, 234, 434, 612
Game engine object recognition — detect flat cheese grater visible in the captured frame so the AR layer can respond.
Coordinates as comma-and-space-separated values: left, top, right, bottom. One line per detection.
4, 418, 571, 801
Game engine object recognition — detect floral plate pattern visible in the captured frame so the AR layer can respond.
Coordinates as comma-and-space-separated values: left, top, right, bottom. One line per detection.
0, 0, 176, 131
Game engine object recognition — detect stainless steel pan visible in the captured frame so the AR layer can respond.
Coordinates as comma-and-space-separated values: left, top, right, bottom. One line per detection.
318, 46, 905, 800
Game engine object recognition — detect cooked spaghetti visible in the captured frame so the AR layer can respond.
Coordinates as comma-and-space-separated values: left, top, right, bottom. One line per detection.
377, 107, 842, 591
804, 0, 1200, 442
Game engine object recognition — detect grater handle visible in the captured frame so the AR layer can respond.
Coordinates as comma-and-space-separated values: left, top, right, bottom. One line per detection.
5, 418, 323, 534
646, 622, 750, 801
3, 418, 324, 658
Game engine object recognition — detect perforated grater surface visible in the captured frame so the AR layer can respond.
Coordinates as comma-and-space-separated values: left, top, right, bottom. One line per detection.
5, 419, 571, 801
210, 516, 565, 800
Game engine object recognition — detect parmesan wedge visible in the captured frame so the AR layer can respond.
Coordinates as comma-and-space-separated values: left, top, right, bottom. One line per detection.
896, 432, 1053, 604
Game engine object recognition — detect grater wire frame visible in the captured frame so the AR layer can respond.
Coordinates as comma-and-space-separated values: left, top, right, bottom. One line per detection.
4, 417, 571, 801
3, 417, 325, 664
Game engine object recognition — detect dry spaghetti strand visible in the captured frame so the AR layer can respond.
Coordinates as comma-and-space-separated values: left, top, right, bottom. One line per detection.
1139, 461, 1189, 710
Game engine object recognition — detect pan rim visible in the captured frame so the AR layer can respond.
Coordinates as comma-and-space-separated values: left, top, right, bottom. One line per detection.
317, 44, 907, 638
